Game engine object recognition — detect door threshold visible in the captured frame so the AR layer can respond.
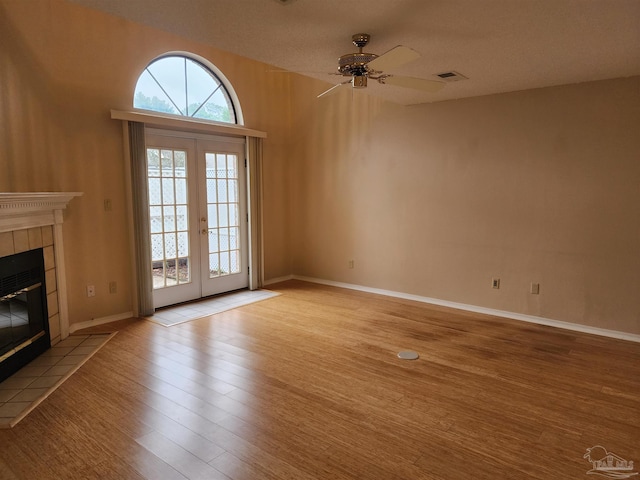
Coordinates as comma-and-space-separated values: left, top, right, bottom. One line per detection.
148, 289, 280, 327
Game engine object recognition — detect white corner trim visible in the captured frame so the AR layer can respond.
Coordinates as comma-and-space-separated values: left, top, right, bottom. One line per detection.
292, 275, 640, 343
263, 274, 294, 286
69, 312, 134, 334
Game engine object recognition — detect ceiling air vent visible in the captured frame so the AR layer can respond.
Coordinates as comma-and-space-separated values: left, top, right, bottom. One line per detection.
434, 71, 468, 82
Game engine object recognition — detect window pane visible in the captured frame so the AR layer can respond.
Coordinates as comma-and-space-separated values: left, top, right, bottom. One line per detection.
229, 227, 239, 250
206, 179, 217, 203
208, 204, 218, 228
151, 234, 164, 261
177, 232, 189, 257
146, 57, 187, 114
150, 206, 162, 233
220, 251, 230, 275
217, 180, 227, 203
228, 204, 239, 227
147, 148, 160, 171
218, 204, 228, 228
161, 150, 174, 176
209, 253, 220, 277
205, 153, 216, 172
174, 151, 186, 177
219, 227, 229, 251
228, 179, 238, 203
227, 155, 238, 178
230, 250, 240, 273
148, 178, 161, 205
134, 71, 178, 115
164, 233, 176, 258
175, 178, 187, 204
163, 206, 175, 232
186, 58, 221, 117
216, 155, 226, 178
208, 230, 219, 253
162, 178, 175, 204
176, 205, 188, 230
134, 55, 236, 124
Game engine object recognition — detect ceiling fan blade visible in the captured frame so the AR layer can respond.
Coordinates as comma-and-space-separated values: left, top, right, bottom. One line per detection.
381, 75, 445, 93
366, 45, 420, 72
317, 79, 351, 98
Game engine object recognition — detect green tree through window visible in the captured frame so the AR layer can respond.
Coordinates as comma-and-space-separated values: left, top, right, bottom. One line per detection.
134, 55, 236, 123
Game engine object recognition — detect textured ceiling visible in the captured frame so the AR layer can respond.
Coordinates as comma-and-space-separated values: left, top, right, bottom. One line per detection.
68, 0, 640, 105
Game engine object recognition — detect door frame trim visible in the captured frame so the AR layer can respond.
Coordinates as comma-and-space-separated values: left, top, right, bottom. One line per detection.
118, 118, 265, 316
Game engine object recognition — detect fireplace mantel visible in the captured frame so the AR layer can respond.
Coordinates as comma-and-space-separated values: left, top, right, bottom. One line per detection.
0, 192, 82, 342
0, 192, 82, 233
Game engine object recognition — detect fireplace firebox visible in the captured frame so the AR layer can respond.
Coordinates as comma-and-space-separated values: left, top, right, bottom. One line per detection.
0, 248, 50, 383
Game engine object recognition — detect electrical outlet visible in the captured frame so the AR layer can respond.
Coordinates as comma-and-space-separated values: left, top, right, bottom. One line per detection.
348, 260, 354, 269
492, 278, 500, 289
87, 285, 95, 297
530, 282, 540, 295
109, 281, 117, 294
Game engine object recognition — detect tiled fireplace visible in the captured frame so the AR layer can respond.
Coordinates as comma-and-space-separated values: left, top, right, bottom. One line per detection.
0, 193, 81, 381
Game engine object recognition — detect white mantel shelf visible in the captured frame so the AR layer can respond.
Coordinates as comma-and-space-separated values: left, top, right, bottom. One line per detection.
0, 192, 82, 342
0, 192, 83, 233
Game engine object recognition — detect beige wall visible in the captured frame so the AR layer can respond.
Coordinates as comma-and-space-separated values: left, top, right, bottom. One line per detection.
0, 0, 292, 325
290, 76, 640, 335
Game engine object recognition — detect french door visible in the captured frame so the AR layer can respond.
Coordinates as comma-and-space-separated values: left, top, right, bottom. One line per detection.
146, 130, 248, 308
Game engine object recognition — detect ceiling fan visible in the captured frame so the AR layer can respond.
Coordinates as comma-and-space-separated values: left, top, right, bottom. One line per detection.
318, 33, 445, 98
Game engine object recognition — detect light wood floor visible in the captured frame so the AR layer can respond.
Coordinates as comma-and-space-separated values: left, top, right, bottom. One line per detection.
0, 280, 638, 479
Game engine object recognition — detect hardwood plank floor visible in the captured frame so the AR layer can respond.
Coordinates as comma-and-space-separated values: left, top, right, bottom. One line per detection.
0, 280, 638, 479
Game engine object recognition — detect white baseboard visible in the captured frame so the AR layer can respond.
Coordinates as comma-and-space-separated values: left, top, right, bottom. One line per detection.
69, 311, 134, 334
263, 275, 294, 286
292, 275, 640, 343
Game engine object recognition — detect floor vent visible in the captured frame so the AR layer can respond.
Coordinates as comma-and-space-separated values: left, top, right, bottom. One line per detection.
397, 351, 420, 360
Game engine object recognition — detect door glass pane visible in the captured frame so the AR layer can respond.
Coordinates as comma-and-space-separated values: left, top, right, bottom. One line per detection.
228, 180, 237, 203
163, 206, 176, 231
205, 153, 241, 277
175, 178, 187, 204
217, 180, 228, 203
176, 205, 188, 230
148, 178, 161, 205
206, 178, 217, 203
174, 151, 187, 177
147, 147, 191, 289
218, 204, 228, 228
209, 253, 220, 276
150, 206, 162, 233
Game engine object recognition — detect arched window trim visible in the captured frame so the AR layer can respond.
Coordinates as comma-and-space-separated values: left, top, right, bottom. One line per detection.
134, 51, 244, 126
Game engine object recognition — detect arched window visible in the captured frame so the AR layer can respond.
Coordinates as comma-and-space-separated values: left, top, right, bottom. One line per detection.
134, 54, 239, 124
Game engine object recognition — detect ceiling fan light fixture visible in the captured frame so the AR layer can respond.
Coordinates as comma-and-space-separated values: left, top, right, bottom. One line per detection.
352, 75, 367, 88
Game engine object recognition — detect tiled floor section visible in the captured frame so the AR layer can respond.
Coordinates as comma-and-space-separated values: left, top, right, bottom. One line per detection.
147, 288, 280, 327
0, 333, 114, 428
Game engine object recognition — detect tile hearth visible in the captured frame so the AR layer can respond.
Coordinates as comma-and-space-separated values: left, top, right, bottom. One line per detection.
0, 333, 114, 428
